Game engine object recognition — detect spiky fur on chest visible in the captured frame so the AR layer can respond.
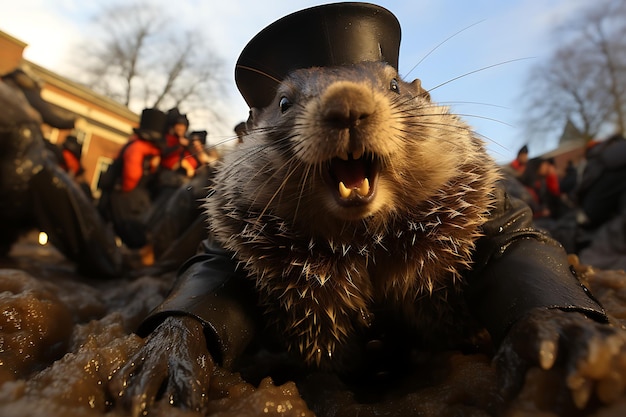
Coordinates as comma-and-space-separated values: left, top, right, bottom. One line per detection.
207, 161, 496, 369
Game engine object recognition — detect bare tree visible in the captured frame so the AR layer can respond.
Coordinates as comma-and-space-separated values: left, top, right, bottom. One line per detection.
524, 44, 611, 141
522, 0, 626, 144
74, 2, 225, 126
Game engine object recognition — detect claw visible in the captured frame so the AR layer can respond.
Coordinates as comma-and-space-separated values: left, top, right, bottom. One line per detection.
571, 379, 593, 409
539, 339, 557, 370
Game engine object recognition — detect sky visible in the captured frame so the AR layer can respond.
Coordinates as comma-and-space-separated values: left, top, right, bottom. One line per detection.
2, 0, 591, 163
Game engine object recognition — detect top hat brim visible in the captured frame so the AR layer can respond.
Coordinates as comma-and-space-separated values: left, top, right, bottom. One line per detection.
133, 128, 162, 142
235, 2, 401, 109
134, 108, 167, 142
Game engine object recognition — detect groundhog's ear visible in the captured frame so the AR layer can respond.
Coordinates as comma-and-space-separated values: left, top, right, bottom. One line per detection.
246, 109, 258, 127
410, 79, 431, 102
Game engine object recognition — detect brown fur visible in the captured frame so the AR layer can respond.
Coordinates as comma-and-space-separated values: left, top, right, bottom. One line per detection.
205, 61, 501, 369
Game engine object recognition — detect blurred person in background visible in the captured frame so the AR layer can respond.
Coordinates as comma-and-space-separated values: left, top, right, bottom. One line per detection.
0, 67, 121, 277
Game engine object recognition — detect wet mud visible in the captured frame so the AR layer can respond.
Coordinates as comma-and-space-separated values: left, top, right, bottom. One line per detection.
2, 233, 626, 416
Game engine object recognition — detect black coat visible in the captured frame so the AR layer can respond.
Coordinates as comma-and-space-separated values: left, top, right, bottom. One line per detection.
137, 187, 607, 370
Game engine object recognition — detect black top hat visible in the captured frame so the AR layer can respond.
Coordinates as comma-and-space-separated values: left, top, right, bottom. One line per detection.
235, 2, 401, 109
188, 130, 208, 145
134, 108, 167, 142
166, 107, 190, 128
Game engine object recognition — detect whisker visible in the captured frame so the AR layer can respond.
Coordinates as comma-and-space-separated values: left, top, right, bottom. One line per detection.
255, 150, 302, 223
480, 136, 511, 156
390, 96, 512, 139
436, 101, 509, 110
222, 130, 299, 215
235, 64, 282, 84
404, 20, 487, 79
427, 58, 534, 94
205, 137, 240, 150
449, 113, 514, 128
292, 159, 315, 223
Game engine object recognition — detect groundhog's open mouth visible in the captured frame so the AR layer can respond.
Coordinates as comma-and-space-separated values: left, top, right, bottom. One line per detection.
325, 151, 378, 206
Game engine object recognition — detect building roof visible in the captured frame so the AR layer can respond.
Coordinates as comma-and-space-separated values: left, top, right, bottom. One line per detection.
25, 60, 138, 123
0, 30, 27, 48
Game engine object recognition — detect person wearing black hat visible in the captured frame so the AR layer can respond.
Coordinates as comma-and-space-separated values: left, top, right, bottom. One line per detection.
159, 108, 199, 180
155, 111, 216, 198
98, 108, 167, 266
187, 130, 218, 166
122, 108, 167, 192
109, 3, 611, 414
58, 134, 95, 200
60, 135, 83, 175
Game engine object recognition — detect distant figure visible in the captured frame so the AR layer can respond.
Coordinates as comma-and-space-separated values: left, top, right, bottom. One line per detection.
577, 133, 626, 270
509, 144, 529, 177
0, 67, 121, 278
188, 130, 218, 166
519, 157, 563, 219
544, 157, 564, 218
60, 135, 93, 199
559, 160, 578, 201
158, 108, 197, 189
60, 135, 83, 174
98, 108, 167, 267
499, 145, 531, 205
577, 133, 626, 228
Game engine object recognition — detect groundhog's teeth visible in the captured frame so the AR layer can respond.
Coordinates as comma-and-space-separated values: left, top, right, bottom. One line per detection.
339, 181, 351, 198
357, 178, 370, 196
338, 178, 370, 199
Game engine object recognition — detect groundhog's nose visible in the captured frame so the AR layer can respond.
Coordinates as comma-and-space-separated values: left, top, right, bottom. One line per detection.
321, 82, 375, 129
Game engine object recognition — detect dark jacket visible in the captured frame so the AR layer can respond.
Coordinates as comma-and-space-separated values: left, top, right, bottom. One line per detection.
138, 187, 607, 367
578, 135, 626, 227
0, 71, 121, 278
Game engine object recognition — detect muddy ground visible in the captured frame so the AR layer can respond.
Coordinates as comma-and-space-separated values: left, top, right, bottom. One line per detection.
2, 232, 626, 417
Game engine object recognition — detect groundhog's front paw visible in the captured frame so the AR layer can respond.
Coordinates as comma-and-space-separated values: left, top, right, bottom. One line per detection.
108, 315, 214, 417
495, 307, 626, 410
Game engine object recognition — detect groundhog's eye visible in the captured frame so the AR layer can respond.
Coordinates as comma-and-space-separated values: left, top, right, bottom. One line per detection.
279, 96, 292, 113
390, 78, 400, 94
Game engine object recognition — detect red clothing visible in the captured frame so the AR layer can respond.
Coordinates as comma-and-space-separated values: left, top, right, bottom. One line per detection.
160, 133, 199, 171
545, 172, 560, 196
62, 149, 82, 175
121, 136, 161, 192
510, 159, 526, 174
164, 132, 180, 149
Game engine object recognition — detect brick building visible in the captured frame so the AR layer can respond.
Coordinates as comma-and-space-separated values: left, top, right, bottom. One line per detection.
1, 29, 138, 197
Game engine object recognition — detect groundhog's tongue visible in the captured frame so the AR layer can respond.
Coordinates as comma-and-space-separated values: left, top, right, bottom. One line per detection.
330, 157, 370, 199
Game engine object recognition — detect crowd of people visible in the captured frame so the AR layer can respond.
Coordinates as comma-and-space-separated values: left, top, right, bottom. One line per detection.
0, 65, 226, 278
501, 137, 626, 270
96, 107, 220, 270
